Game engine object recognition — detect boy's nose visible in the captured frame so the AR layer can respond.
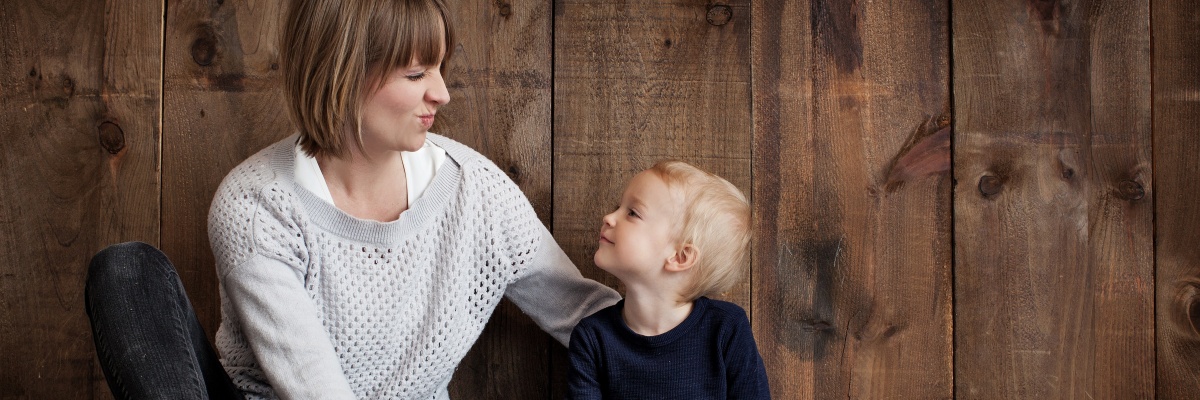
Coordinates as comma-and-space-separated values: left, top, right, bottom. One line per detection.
601, 210, 617, 226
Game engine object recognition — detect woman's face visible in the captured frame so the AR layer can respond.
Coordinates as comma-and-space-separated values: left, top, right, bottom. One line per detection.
359, 60, 450, 154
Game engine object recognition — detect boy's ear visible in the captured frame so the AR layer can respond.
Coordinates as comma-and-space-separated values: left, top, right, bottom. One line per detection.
665, 244, 697, 272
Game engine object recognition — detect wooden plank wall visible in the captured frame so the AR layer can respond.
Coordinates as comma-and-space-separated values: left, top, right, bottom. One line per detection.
1, 0, 1197, 399
752, 0, 953, 398
1154, 0, 1200, 398
0, 1, 162, 398
954, 1, 1155, 398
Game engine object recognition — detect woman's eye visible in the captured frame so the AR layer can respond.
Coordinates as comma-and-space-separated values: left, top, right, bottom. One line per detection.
405, 72, 426, 81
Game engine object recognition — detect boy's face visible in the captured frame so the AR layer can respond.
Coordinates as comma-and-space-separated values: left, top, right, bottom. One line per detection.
594, 171, 684, 280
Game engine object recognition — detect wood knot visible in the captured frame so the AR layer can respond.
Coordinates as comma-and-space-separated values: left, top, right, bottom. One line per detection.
978, 175, 1004, 197
1190, 297, 1200, 337
706, 4, 732, 26
663, 38, 672, 48
1117, 180, 1145, 201
936, 114, 951, 128
1061, 167, 1075, 180
507, 165, 520, 180
97, 121, 125, 154
497, 2, 512, 17
1176, 282, 1200, 338
61, 76, 75, 97
191, 26, 219, 66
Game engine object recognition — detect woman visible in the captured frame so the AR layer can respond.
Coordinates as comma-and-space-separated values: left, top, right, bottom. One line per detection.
84, 0, 620, 398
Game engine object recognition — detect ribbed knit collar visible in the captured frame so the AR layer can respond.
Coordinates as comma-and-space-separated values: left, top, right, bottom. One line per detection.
613, 297, 711, 348
266, 133, 471, 246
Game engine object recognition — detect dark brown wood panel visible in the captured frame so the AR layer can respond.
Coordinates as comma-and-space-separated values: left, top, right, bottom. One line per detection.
751, 1, 953, 398
553, 0, 752, 396
953, 1, 1153, 398
1154, 1, 1200, 398
0, 0, 161, 398
162, 0, 292, 342
441, 1, 555, 399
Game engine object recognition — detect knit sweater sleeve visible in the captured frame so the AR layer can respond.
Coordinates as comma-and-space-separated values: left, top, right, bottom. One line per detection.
474, 167, 620, 346
505, 225, 621, 345
209, 160, 356, 399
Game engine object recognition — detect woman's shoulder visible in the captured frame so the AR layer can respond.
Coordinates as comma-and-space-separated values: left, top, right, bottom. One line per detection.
210, 136, 299, 219
425, 133, 503, 174
219, 136, 296, 189
426, 133, 526, 200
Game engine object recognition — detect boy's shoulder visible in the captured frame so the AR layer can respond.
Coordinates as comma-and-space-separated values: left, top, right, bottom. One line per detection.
575, 299, 625, 331
699, 297, 749, 322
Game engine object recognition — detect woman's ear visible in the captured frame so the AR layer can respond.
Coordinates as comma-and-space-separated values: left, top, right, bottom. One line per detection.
665, 244, 697, 272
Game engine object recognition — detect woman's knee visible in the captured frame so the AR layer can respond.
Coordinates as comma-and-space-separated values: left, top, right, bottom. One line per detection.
86, 242, 174, 293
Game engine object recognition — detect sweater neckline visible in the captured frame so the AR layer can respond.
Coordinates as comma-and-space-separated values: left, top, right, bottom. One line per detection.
269, 133, 465, 245
615, 297, 710, 348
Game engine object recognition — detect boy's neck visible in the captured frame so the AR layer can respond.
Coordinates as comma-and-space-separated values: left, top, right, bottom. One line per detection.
620, 287, 694, 336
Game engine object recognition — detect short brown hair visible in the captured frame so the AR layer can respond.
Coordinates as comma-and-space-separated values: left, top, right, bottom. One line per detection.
648, 161, 751, 301
281, 0, 455, 158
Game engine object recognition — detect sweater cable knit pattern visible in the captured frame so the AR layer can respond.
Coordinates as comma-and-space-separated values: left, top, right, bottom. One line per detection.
208, 134, 619, 399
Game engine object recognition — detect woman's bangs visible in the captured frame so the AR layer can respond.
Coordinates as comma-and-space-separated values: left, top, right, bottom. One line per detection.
373, 0, 450, 74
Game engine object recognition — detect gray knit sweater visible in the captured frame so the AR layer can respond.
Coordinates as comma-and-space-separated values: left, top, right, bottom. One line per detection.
208, 134, 620, 399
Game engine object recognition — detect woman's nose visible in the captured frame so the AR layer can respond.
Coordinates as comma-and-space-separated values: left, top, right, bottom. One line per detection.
426, 71, 451, 106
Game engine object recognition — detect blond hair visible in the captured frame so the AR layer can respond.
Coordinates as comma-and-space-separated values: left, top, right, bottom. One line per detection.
281, 0, 455, 158
648, 161, 751, 301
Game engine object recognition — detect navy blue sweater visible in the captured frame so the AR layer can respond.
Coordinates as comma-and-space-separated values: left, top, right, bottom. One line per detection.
566, 297, 771, 399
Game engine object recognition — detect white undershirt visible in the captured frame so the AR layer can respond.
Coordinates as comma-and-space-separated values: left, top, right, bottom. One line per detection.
293, 139, 448, 209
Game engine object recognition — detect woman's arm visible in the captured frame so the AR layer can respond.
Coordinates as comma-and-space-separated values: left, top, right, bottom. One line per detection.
504, 225, 621, 346
219, 254, 357, 399
209, 164, 356, 399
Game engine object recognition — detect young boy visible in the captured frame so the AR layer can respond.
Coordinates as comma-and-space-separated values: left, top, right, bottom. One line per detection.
567, 161, 771, 399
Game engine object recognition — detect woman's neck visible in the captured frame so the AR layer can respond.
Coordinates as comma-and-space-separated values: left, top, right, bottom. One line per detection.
317, 151, 409, 222
620, 286, 693, 336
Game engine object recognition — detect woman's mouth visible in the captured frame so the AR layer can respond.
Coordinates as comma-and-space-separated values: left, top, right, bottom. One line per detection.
419, 114, 436, 128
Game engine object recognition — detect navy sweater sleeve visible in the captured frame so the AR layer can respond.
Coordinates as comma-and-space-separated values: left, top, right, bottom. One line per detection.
567, 324, 603, 400
721, 307, 771, 399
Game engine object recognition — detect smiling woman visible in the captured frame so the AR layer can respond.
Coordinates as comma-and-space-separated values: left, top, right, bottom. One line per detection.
82, 0, 619, 399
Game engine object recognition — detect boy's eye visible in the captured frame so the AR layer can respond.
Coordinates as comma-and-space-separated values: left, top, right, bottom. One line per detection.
627, 209, 639, 218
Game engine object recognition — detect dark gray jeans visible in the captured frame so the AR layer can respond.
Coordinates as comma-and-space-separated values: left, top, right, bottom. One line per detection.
85, 242, 244, 400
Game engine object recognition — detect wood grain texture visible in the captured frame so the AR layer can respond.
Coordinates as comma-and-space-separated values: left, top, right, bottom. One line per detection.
440, 1, 555, 398
1153, 1, 1200, 397
0, 0, 161, 398
162, 0, 291, 342
953, 1, 1153, 398
751, 1, 953, 398
552, 0, 752, 396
